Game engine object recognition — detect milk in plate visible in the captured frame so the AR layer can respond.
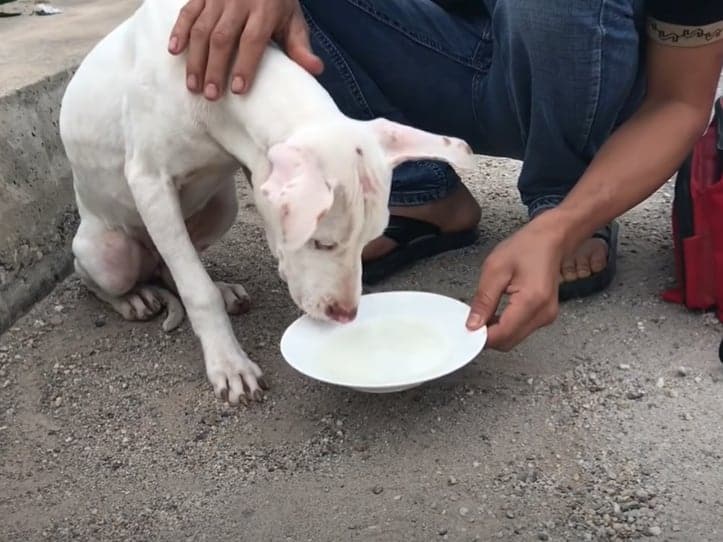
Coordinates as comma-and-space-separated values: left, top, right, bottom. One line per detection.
314, 316, 450, 386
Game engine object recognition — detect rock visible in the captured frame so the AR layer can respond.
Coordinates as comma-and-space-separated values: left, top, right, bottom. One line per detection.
438, 528, 448, 536
634, 489, 650, 502
459, 506, 469, 517
627, 390, 645, 400
647, 525, 662, 536
677, 367, 689, 377
505, 511, 515, 519
655, 377, 665, 388
48, 315, 63, 326
447, 476, 458, 486
619, 364, 631, 370
537, 532, 549, 541
372, 485, 383, 495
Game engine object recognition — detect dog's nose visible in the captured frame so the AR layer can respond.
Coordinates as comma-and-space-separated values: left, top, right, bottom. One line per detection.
325, 303, 358, 323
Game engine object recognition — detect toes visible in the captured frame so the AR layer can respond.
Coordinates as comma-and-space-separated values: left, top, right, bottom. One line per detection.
561, 257, 578, 283
227, 374, 247, 406
589, 241, 608, 274
575, 254, 592, 279
138, 288, 163, 312
218, 282, 252, 315
211, 375, 229, 402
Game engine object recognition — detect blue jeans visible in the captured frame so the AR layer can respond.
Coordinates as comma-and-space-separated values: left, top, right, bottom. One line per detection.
299, 0, 647, 216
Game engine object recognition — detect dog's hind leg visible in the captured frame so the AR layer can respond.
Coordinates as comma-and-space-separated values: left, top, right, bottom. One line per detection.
72, 218, 185, 331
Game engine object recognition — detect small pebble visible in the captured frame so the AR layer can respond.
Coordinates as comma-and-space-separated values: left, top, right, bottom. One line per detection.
505, 511, 515, 519
48, 315, 63, 326
393, 495, 402, 501
459, 506, 469, 517
627, 390, 645, 400
655, 377, 665, 388
677, 366, 689, 377
537, 532, 549, 541
665, 389, 679, 398
619, 363, 631, 370
447, 476, 458, 486
372, 486, 383, 495
438, 528, 448, 536
647, 525, 662, 536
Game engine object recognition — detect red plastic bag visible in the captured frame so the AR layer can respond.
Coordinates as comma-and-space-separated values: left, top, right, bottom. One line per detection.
662, 96, 723, 322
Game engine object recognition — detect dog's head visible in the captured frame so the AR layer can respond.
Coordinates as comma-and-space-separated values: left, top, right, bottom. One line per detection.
257, 117, 474, 322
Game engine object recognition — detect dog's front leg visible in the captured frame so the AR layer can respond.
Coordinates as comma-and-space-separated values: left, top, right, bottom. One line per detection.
125, 164, 265, 405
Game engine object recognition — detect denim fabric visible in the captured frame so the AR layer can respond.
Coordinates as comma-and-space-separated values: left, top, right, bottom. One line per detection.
300, 0, 647, 212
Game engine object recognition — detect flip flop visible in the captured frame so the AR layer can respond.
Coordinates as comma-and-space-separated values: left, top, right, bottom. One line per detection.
362, 215, 479, 285
558, 221, 620, 301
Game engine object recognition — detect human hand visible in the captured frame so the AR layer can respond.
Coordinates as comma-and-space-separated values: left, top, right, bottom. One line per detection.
465, 217, 564, 350
168, 0, 324, 100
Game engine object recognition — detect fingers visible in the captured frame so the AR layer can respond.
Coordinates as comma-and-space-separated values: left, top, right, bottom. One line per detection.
229, 11, 273, 94
485, 287, 558, 351
203, 8, 248, 98
466, 259, 511, 331
168, 0, 205, 54
281, 11, 324, 76
185, 1, 225, 93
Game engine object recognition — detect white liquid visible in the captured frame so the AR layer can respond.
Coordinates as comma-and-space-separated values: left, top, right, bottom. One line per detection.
314, 317, 450, 386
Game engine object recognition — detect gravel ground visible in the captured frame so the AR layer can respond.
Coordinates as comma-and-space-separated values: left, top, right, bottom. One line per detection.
1, 154, 722, 541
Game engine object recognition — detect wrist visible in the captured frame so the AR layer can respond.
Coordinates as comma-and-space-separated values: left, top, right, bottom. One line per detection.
527, 207, 584, 255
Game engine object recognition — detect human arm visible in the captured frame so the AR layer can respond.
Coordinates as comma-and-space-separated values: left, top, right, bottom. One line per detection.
467, 33, 723, 350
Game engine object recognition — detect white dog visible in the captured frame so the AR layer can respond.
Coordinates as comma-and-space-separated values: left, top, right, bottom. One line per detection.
59, 0, 474, 405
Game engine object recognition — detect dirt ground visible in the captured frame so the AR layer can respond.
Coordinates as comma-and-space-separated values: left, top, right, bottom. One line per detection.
1, 154, 722, 541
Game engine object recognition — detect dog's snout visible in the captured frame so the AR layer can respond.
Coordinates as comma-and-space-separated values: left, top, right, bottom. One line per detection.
325, 302, 358, 323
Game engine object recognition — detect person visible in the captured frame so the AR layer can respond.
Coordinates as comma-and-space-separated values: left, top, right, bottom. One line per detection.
166, 0, 723, 351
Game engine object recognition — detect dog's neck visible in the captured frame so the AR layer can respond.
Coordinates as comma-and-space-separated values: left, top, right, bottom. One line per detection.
207, 45, 341, 177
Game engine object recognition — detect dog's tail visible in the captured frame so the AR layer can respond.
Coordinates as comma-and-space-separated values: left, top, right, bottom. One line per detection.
148, 286, 185, 332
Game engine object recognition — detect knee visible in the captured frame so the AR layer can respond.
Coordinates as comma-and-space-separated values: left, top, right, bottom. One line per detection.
73, 229, 141, 296
494, 0, 641, 50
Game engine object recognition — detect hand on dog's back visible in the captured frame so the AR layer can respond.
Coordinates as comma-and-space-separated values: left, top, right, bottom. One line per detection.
168, 0, 324, 100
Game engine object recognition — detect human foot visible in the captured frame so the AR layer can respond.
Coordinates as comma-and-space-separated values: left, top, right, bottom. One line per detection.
361, 184, 481, 284
532, 210, 619, 300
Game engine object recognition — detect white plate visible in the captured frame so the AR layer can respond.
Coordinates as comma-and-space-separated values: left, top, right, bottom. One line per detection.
280, 291, 487, 393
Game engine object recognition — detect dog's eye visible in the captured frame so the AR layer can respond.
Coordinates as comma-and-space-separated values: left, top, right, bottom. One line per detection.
313, 240, 337, 251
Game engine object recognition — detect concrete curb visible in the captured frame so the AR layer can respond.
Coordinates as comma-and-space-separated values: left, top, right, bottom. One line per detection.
0, 69, 78, 332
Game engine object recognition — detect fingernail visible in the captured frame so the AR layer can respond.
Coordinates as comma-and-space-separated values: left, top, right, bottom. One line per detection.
187, 74, 198, 91
168, 36, 178, 52
231, 76, 244, 93
204, 83, 218, 100
466, 314, 482, 329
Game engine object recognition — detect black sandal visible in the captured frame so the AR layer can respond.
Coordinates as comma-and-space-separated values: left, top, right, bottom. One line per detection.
362, 215, 479, 285
558, 221, 620, 301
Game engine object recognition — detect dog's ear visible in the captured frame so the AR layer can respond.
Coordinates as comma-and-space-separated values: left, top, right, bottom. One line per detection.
368, 118, 475, 170
260, 144, 334, 250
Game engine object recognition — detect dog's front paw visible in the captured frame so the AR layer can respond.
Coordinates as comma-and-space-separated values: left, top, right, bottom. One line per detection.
205, 348, 268, 406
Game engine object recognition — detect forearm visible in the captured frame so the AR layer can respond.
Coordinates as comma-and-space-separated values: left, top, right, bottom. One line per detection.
551, 96, 711, 254
544, 34, 723, 255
